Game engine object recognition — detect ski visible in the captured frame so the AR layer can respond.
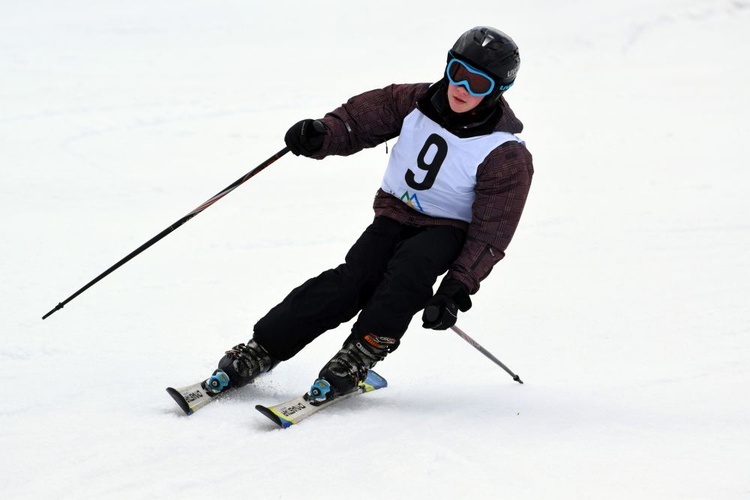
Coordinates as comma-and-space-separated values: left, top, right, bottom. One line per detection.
255, 370, 388, 429
166, 370, 230, 415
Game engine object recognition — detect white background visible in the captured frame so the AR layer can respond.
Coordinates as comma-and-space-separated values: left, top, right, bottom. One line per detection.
2, 1, 749, 498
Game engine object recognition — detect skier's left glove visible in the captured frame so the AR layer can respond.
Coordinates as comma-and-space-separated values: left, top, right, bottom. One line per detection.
422, 279, 472, 330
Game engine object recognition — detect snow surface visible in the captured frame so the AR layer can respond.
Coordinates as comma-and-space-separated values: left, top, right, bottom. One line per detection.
2, 0, 749, 498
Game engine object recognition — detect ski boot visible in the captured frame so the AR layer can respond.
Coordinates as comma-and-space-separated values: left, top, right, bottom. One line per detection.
309, 334, 395, 404
217, 339, 279, 389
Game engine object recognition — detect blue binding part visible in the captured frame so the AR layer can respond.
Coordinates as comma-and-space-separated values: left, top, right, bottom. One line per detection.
207, 370, 230, 393
308, 378, 332, 403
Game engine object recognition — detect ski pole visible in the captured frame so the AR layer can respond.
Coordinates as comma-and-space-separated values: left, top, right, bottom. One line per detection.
423, 305, 523, 384
42, 146, 290, 320
450, 324, 523, 384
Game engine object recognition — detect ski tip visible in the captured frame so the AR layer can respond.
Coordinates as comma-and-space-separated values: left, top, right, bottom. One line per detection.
255, 404, 293, 429
166, 387, 194, 416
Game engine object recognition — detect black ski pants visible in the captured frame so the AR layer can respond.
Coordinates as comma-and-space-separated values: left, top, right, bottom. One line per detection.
254, 216, 466, 360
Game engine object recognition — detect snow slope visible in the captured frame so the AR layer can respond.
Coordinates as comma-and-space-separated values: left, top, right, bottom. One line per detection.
2, 1, 749, 498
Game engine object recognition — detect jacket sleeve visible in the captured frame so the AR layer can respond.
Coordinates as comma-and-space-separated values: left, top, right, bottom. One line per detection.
310, 83, 431, 159
445, 141, 534, 294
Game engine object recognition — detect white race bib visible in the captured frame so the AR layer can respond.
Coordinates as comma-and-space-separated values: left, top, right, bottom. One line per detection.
381, 109, 520, 222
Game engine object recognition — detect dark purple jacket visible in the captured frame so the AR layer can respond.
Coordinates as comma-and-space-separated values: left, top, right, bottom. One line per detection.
311, 83, 533, 294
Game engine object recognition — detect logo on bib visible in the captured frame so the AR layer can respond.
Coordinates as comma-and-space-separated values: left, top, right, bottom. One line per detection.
400, 191, 424, 212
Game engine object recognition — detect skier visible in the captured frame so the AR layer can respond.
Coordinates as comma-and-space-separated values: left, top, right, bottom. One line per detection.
216, 26, 533, 402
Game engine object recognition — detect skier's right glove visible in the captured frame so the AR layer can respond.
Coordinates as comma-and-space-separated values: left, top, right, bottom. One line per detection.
284, 119, 326, 157
422, 280, 472, 330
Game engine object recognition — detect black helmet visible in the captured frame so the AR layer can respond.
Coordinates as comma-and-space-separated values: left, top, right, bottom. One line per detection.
449, 26, 520, 91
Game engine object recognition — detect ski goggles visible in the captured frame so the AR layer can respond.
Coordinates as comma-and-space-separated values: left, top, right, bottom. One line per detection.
445, 57, 496, 97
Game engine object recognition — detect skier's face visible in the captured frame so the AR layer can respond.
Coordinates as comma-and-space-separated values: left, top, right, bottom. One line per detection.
446, 83, 484, 113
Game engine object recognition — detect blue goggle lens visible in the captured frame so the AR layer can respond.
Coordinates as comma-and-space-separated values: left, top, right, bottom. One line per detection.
445, 58, 496, 97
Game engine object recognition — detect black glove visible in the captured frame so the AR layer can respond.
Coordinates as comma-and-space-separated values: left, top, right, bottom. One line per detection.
284, 119, 325, 157
422, 280, 472, 330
